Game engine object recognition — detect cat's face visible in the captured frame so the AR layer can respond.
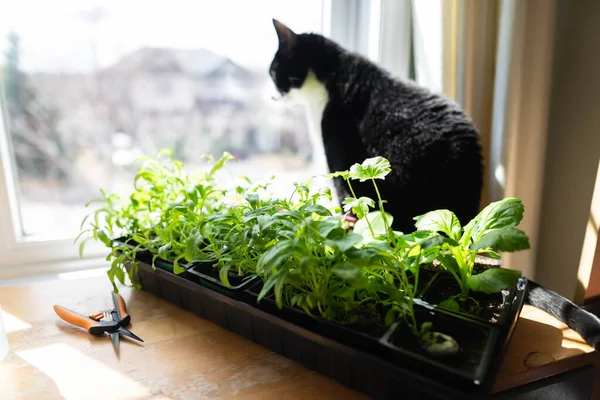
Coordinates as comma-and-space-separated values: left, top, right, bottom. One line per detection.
269, 19, 309, 98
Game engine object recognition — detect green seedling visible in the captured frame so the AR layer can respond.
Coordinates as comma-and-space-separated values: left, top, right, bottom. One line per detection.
413, 197, 530, 312
77, 149, 529, 355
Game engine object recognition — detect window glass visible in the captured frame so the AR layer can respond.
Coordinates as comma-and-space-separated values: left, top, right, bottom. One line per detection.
0, 0, 325, 239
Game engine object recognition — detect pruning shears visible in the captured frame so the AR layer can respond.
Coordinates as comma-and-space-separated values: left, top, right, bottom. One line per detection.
53, 292, 143, 351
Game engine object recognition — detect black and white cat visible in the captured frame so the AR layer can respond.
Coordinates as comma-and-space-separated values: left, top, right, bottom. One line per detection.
268, 19, 600, 350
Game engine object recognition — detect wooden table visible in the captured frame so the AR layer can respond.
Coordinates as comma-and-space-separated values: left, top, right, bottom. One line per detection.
0, 274, 598, 399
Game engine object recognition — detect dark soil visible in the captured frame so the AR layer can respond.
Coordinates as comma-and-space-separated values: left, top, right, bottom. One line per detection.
388, 308, 492, 379
423, 274, 509, 324
420, 255, 502, 275
342, 302, 389, 337
409, 268, 440, 298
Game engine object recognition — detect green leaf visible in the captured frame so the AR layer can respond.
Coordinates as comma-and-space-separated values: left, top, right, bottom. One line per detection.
173, 259, 185, 274
306, 293, 319, 309
185, 234, 205, 262
326, 227, 346, 240
467, 267, 522, 294
343, 274, 371, 292
326, 170, 349, 180
344, 246, 378, 265
107, 267, 117, 291
342, 196, 374, 218
219, 264, 232, 287
480, 250, 501, 259
353, 211, 394, 238
245, 193, 260, 209
385, 286, 405, 302
302, 203, 332, 217
317, 219, 340, 238
418, 235, 451, 249
365, 275, 383, 293
294, 183, 310, 195
187, 187, 199, 205
437, 253, 462, 276
462, 197, 525, 244
317, 186, 332, 201
209, 151, 236, 176
325, 232, 363, 252
290, 294, 301, 307
257, 240, 295, 273
257, 273, 278, 302
439, 299, 460, 312
78, 241, 86, 258
274, 270, 289, 309
414, 210, 462, 241
420, 321, 433, 335
158, 243, 171, 259
348, 157, 391, 181
333, 286, 355, 299
332, 262, 361, 280
97, 229, 111, 247
471, 227, 530, 252
115, 267, 126, 285
385, 308, 397, 326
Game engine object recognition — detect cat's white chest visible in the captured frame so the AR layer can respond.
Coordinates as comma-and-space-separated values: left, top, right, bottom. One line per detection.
288, 71, 329, 173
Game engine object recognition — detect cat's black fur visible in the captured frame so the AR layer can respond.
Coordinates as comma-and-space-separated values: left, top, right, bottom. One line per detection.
268, 19, 600, 351
269, 20, 482, 234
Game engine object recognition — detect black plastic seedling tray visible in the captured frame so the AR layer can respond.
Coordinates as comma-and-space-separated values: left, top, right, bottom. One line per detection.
186, 262, 260, 293
113, 237, 258, 300
124, 255, 528, 400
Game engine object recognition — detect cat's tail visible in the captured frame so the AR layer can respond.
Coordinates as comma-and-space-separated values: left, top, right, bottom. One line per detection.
525, 280, 600, 351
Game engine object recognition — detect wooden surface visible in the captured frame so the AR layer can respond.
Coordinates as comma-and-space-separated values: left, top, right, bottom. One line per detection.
491, 304, 598, 393
0, 274, 597, 400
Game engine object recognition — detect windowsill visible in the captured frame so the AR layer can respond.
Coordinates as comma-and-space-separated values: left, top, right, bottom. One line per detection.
0, 258, 109, 288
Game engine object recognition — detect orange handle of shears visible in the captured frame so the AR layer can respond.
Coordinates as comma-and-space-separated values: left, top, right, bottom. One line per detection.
53, 305, 101, 331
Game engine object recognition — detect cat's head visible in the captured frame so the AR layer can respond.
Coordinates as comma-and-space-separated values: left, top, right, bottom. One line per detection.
269, 19, 311, 97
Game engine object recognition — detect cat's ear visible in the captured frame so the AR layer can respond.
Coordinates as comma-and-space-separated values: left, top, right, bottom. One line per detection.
272, 19, 297, 53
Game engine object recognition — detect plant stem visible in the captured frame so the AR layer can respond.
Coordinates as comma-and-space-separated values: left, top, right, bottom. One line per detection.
412, 261, 420, 298
346, 178, 357, 199
371, 178, 390, 233
347, 179, 376, 237
365, 217, 376, 238
451, 246, 470, 297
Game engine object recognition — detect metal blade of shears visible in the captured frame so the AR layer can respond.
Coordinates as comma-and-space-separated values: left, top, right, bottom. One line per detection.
106, 308, 119, 351
117, 326, 144, 343
111, 331, 119, 351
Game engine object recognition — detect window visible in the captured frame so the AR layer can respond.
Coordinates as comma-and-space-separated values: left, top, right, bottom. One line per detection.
155, 78, 173, 96
0, 0, 411, 272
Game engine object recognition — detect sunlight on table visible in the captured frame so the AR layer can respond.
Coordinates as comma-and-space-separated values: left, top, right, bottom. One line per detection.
16, 343, 157, 399
1, 307, 33, 334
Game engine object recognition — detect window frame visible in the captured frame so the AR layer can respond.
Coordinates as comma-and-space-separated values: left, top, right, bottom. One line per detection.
0, 0, 411, 276
0, 98, 110, 275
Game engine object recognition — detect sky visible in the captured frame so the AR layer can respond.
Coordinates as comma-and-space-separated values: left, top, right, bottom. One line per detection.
0, 0, 325, 73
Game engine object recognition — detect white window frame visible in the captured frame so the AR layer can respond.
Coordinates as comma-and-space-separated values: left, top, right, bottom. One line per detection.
0, 0, 413, 278
0, 99, 110, 277
377, 0, 414, 80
